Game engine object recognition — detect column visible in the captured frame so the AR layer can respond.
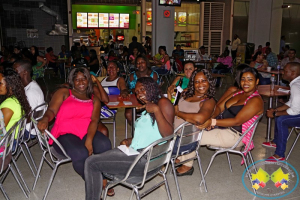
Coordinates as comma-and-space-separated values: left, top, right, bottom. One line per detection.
141, 0, 146, 43
151, 2, 175, 56
67, 0, 73, 49
247, 0, 283, 53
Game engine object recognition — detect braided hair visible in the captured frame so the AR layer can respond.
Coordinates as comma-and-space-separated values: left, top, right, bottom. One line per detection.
136, 77, 162, 125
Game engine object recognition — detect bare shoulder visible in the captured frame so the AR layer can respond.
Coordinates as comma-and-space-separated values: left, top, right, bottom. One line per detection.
158, 97, 172, 107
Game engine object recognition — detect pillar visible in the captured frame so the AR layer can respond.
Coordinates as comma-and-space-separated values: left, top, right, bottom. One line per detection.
151, 2, 175, 56
67, 0, 73, 50
247, 0, 283, 53
141, 0, 146, 43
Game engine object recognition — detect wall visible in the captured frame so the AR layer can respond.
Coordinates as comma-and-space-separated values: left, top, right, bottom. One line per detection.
1, 1, 68, 54
232, 1, 249, 43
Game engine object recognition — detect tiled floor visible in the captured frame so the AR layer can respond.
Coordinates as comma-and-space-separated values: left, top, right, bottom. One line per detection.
1, 77, 300, 200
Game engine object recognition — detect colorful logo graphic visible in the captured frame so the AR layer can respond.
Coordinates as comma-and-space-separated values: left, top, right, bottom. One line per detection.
251, 168, 289, 190
242, 160, 299, 199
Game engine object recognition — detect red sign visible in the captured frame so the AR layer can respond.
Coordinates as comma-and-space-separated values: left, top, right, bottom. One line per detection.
164, 10, 170, 18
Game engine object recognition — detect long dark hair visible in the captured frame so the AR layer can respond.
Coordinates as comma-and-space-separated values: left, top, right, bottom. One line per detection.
136, 77, 162, 125
68, 67, 94, 99
182, 69, 215, 99
0, 68, 31, 116
30, 46, 39, 66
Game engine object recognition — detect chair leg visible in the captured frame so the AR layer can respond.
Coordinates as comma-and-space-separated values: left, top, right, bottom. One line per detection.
0, 183, 9, 200
11, 158, 30, 194
113, 120, 116, 148
33, 152, 46, 190
24, 142, 38, 173
242, 154, 256, 195
10, 165, 29, 198
20, 145, 36, 177
129, 189, 134, 200
42, 165, 58, 200
287, 127, 295, 141
171, 160, 182, 200
286, 132, 300, 160
102, 184, 109, 200
226, 152, 233, 172
125, 119, 128, 139
196, 151, 207, 192
162, 173, 172, 200
133, 187, 141, 200
200, 151, 219, 187
248, 151, 257, 173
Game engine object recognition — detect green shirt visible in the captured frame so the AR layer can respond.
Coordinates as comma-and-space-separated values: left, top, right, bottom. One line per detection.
0, 97, 22, 138
176, 76, 189, 90
130, 111, 162, 150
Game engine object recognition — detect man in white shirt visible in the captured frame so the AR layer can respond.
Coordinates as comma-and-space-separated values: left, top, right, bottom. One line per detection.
262, 62, 300, 161
231, 34, 241, 61
13, 60, 45, 137
280, 49, 300, 69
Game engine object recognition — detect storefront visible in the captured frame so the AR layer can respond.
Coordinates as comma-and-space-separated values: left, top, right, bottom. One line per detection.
146, 2, 200, 50
72, 5, 139, 49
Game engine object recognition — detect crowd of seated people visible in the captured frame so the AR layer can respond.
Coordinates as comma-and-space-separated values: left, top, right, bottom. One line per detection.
1, 36, 300, 199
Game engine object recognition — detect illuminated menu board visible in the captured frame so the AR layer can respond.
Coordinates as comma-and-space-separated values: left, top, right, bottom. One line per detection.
77, 12, 87, 28
120, 14, 129, 28
99, 13, 109, 28
88, 13, 98, 28
109, 13, 119, 28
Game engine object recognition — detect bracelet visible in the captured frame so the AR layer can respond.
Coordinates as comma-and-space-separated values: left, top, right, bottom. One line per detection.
211, 119, 217, 126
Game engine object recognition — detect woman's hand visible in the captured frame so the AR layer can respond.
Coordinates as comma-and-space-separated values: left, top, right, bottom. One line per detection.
121, 90, 129, 98
91, 75, 97, 83
197, 118, 212, 130
120, 139, 131, 147
145, 102, 159, 113
266, 108, 275, 119
37, 118, 49, 133
85, 139, 93, 156
168, 85, 175, 94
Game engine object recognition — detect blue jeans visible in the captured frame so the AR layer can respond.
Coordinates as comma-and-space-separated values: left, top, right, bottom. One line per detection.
84, 148, 147, 200
53, 131, 111, 179
273, 114, 300, 157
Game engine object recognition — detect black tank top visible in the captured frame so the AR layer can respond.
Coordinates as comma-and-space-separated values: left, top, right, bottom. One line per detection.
221, 102, 243, 133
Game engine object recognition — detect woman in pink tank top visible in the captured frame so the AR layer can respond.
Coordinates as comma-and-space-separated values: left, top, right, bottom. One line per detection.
37, 67, 112, 193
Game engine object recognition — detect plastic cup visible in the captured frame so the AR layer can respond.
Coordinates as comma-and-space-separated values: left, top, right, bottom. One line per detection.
267, 67, 272, 72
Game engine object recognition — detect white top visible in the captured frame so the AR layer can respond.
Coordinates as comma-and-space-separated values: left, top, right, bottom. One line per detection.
195, 53, 209, 62
280, 57, 300, 69
286, 76, 300, 115
25, 81, 45, 134
101, 77, 120, 94
232, 38, 241, 50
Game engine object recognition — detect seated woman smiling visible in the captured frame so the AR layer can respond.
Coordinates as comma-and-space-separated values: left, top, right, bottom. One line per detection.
198, 67, 264, 149
84, 77, 174, 200
174, 69, 216, 175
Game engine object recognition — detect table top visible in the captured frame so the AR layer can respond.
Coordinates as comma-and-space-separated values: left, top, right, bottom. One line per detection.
106, 94, 141, 109
258, 85, 290, 97
257, 68, 283, 75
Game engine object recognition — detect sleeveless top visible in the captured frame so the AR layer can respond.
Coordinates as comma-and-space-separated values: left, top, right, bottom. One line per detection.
128, 71, 160, 92
50, 90, 94, 144
230, 90, 260, 161
174, 98, 205, 129
130, 110, 161, 150
222, 104, 244, 132
160, 55, 171, 70
175, 76, 189, 90
101, 77, 120, 95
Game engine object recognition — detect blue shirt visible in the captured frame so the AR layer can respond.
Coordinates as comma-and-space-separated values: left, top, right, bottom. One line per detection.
58, 51, 71, 58
266, 52, 278, 68
128, 71, 159, 92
